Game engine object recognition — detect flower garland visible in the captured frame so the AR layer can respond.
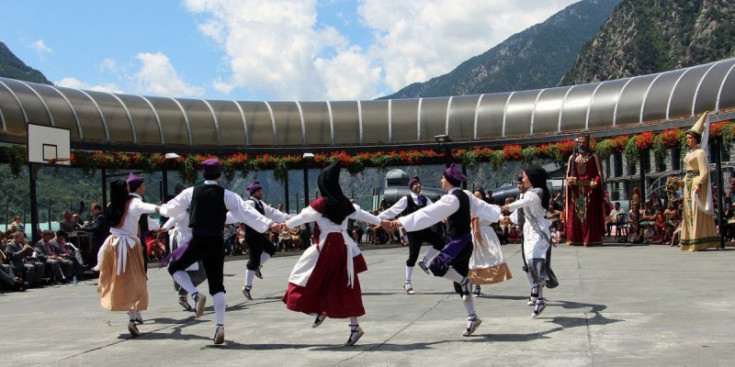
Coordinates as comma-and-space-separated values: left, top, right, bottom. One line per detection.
0, 121, 731, 182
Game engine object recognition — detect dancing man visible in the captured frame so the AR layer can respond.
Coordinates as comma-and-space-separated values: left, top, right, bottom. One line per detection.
378, 176, 444, 294
241, 181, 289, 300
160, 158, 282, 345
390, 164, 500, 337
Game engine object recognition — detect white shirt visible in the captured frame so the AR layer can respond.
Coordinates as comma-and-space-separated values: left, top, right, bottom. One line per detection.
109, 196, 157, 238
507, 188, 551, 259
243, 197, 290, 223
399, 188, 501, 232
378, 192, 434, 220
160, 180, 272, 234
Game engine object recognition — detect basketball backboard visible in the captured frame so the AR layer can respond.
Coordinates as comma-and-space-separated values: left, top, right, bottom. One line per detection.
27, 123, 71, 165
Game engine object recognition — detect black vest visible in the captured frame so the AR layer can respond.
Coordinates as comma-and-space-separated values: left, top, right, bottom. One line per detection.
244, 199, 266, 238
188, 185, 227, 230
446, 190, 470, 237
401, 194, 427, 216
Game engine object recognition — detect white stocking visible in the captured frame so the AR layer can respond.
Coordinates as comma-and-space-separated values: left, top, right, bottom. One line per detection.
213, 292, 226, 325
245, 270, 255, 287
173, 270, 197, 295
405, 266, 413, 283
422, 248, 439, 262
260, 252, 271, 265
443, 268, 464, 284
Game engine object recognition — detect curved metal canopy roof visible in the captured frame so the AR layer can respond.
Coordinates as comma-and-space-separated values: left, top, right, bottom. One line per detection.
1, 57, 735, 153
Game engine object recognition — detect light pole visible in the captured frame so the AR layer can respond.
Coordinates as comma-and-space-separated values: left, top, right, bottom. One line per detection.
302, 153, 314, 209
435, 134, 452, 167
162, 153, 181, 202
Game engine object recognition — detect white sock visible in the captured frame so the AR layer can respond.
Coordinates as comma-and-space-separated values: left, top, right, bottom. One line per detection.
462, 297, 476, 316
260, 253, 271, 265
128, 311, 135, 321
349, 316, 359, 327
405, 266, 413, 283
525, 268, 534, 288
173, 271, 197, 295
213, 292, 226, 325
245, 270, 255, 287
443, 268, 464, 284
422, 248, 439, 262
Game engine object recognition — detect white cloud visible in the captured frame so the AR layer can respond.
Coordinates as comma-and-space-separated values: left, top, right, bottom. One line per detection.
185, 0, 578, 100
131, 52, 205, 97
30, 39, 52, 54
99, 58, 118, 73
55, 77, 123, 94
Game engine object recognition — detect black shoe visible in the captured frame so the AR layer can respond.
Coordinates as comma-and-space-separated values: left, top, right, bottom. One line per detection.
472, 286, 481, 298
313, 314, 326, 328
417, 260, 430, 275
241, 286, 253, 300
128, 321, 141, 337
213, 324, 225, 345
345, 325, 364, 346
178, 296, 193, 311
255, 267, 263, 280
532, 301, 546, 318
463, 317, 482, 336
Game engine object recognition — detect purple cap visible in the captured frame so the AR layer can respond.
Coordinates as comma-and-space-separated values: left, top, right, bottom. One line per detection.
202, 158, 222, 179
126, 172, 143, 192
247, 181, 262, 195
443, 164, 467, 185
408, 176, 420, 189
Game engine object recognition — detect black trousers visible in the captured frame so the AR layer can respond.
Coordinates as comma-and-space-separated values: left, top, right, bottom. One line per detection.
246, 233, 276, 271
168, 234, 225, 295
450, 240, 474, 296
405, 228, 444, 267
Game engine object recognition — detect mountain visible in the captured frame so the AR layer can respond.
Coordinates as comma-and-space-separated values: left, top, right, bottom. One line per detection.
381, 0, 622, 99
561, 0, 735, 85
0, 41, 52, 85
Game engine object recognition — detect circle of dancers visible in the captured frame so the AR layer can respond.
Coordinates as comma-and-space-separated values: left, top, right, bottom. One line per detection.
94, 159, 557, 346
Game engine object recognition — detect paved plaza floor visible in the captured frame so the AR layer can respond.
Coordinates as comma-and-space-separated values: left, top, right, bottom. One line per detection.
3, 242, 735, 367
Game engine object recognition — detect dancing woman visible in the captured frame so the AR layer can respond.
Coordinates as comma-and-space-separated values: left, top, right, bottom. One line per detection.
282, 162, 390, 346
501, 165, 558, 318
95, 179, 159, 337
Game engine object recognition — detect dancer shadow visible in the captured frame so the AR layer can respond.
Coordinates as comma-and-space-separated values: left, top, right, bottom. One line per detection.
473, 326, 564, 342
541, 300, 622, 328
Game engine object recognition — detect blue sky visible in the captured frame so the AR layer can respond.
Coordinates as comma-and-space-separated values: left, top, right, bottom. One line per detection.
0, 0, 578, 101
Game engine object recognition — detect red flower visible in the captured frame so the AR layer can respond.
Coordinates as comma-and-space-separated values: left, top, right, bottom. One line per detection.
635, 131, 654, 150
503, 145, 522, 160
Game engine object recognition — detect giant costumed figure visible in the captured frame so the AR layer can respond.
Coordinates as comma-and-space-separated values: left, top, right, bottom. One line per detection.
565, 133, 605, 246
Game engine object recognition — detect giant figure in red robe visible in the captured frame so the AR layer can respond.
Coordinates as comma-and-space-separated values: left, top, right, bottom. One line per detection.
565, 134, 605, 246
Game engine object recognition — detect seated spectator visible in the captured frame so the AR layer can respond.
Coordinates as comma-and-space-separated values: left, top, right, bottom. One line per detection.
628, 221, 643, 244
640, 201, 656, 228
236, 223, 247, 255
643, 224, 661, 244
725, 202, 735, 242
499, 210, 513, 245
50, 230, 84, 277
34, 230, 73, 284
0, 240, 27, 291
654, 205, 666, 238
351, 222, 364, 244
628, 204, 641, 226
5, 231, 45, 287
607, 202, 624, 237
60, 210, 82, 233
550, 226, 562, 245
146, 231, 166, 262
9, 215, 24, 234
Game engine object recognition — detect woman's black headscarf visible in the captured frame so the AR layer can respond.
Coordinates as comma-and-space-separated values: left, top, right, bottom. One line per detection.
106, 179, 131, 227
524, 165, 550, 210
317, 162, 355, 224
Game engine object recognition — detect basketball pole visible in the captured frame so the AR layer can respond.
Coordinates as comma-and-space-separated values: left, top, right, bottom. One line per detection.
28, 163, 40, 243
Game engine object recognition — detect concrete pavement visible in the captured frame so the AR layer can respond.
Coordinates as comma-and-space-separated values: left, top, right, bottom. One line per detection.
2, 242, 734, 366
